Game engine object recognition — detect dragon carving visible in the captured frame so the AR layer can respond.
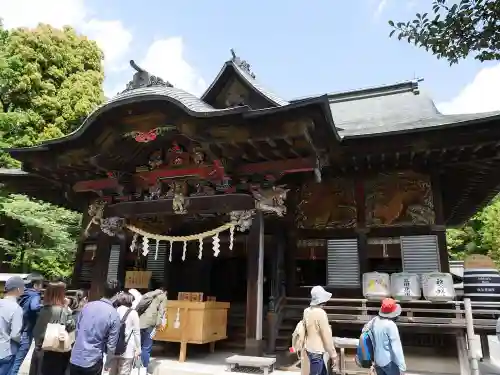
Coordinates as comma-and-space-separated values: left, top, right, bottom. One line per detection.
84, 199, 107, 237
84, 199, 125, 237
252, 185, 289, 217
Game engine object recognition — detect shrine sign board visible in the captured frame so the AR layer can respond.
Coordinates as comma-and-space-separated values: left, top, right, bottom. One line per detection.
125, 271, 152, 289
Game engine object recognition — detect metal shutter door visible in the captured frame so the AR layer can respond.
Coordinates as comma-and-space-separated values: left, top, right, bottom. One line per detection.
327, 239, 360, 287
80, 262, 92, 284
401, 235, 440, 274
147, 242, 167, 282
107, 244, 121, 282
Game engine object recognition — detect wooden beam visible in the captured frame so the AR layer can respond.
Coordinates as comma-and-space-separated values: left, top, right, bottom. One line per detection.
178, 120, 308, 143
236, 158, 315, 176
104, 193, 255, 217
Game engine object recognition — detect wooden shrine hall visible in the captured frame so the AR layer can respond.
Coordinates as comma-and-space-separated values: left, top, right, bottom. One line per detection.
2, 50, 500, 355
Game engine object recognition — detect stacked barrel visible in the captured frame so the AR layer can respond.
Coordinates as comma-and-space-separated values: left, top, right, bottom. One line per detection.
463, 254, 500, 303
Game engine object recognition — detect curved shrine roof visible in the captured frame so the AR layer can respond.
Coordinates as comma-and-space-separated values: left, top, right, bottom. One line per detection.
201, 58, 289, 107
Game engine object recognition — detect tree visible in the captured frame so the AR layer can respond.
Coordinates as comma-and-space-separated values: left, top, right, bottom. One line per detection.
446, 195, 500, 266
0, 23, 105, 277
389, 0, 500, 65
0, 194, 81, 278
0, 22, 105, 167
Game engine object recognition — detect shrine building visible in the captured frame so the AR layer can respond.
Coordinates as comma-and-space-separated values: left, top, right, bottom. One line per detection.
1, 51, 500, 355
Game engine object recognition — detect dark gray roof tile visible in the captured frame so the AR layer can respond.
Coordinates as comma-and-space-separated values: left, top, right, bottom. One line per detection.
292, 80, 500, 138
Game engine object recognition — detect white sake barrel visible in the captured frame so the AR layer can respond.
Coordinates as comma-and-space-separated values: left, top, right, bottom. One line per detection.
363, 272, 390, 300
390, 272, 421, 301
423, 272, 455, 302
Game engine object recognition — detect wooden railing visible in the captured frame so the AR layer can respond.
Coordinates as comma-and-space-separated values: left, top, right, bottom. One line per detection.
286, 297, 500, 335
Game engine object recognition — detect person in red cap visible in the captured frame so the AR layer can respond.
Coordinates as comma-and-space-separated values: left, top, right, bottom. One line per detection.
363, 298, 406, 375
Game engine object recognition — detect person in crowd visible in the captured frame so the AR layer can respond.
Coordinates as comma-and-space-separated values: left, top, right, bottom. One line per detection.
300, 286, 337, 375
69, 280, 121, 375
10, 273, 44, 375
365, 298, 406, 375
69, 290, 88, 322
0, 276, 24, 375
29, 281, 75, 375
107, 292, 141, 375
128, 289, 142, 309
138, 282, 167, 373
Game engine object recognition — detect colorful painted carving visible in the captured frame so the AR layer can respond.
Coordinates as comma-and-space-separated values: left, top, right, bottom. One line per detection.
123, 126, 176, 143
296, 179, 357, 229
148, 150, 163, 170
365, 171, 435, 226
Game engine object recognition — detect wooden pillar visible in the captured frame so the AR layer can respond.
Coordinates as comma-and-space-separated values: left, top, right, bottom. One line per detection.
88, 232, 112, 301
245, 211, 264, 355
71, 203, 90, 289
355, 179, 369, 281
431, 170, 450, 272
285, 189, 298, 296
71, 242, 86, 289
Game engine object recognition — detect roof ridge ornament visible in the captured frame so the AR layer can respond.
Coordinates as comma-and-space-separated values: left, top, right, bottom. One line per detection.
230, 49, 256, 79
122, 60, 174, 93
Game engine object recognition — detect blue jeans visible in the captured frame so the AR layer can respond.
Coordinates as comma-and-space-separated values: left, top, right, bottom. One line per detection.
375, 362, 401, 375
140, 327, 154, 369
8, 332, 32, 375
306, 351, 327, 375
0, 356, 14, 375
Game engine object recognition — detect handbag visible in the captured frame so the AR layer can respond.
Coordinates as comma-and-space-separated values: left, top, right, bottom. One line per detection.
41, 307, 72, 352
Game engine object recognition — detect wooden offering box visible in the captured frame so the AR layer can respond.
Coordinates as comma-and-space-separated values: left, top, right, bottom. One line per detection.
154, 300, 230, 362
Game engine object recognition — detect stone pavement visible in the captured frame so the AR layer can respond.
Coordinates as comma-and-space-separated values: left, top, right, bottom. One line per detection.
15, 337, 500, 375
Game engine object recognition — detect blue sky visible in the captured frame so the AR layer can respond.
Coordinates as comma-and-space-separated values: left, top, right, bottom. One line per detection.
2, 0, 499, 114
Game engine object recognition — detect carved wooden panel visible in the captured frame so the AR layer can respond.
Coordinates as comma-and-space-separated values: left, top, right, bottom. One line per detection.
296, 179, 357, 229
365, 171, 435, 226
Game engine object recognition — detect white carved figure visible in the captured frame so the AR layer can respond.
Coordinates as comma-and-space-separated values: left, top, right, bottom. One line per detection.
230, 210, 255, 232
252, 185, 290, 216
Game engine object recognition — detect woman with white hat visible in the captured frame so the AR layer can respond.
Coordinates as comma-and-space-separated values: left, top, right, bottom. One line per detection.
299, 286, 337, 375
364, 298, 406, 375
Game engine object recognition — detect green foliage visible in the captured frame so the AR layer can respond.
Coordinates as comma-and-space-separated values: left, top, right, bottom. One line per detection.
0, 194, 81, 278
389, 0, 500, 65
0, 23, 105, 167
0, 22, 104, 277
447, 195, 500, 265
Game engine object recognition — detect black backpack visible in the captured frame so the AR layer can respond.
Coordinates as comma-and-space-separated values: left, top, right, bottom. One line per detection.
135, 295, 155, 316
114, 309, 133, 355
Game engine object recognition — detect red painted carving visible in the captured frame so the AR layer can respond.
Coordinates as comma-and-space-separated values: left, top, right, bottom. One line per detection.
135, 130, 157, 143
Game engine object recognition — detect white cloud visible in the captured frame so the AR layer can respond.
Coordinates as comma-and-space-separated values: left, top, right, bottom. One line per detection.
139, 37, 207, 96
374, 0, 389, 19
0, 0, 132, 71
437, 63, 500, 115
81, 20, 132, 71
0, 0, 206, 99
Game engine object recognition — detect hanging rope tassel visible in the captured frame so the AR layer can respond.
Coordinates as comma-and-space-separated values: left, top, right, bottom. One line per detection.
182, 241, 187, 261
130, 233, 138, 252
212, 233, 220, 257
229, 226, 234, 251
155, 239, 160, 260
142, 236, 150, 256
198, 238, 203, 260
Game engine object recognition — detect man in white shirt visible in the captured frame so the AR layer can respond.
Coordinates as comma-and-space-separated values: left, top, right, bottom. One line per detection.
0, 276, 24, 375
